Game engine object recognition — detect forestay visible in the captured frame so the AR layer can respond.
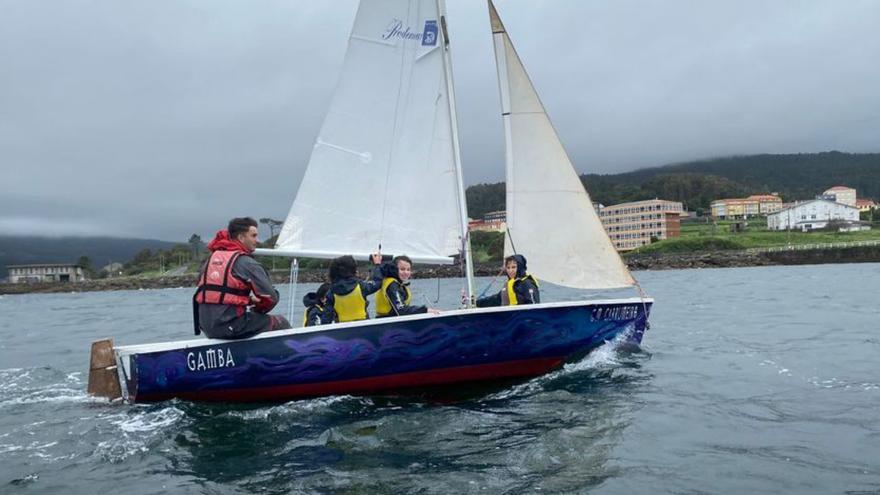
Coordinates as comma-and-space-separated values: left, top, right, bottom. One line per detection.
275, 0, 464, 265
489, 1, 635, 289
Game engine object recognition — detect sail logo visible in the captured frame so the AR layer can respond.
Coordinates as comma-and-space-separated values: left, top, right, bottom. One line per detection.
187, 347, 236, 371
381, 19, 438, 46
422, 20, 438, 46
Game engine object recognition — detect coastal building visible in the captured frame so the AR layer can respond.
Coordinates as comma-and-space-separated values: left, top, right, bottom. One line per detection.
710, 194, 783, 219
856, 198, 876, 213
599, 199, 684, 251
6, 263, 86, 284
822, 186, 857, 207
468, 210, 507, 232
767, 199, 861, 231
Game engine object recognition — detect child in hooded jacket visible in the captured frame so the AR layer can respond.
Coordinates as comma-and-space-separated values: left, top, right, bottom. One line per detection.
302, 282, 334, 327
476, 254, 540, 307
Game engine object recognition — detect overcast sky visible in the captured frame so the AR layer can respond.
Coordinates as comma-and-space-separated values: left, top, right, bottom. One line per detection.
2, 0, 878, 241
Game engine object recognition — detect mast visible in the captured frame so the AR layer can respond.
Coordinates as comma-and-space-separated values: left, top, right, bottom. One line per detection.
437, 0, 475, 305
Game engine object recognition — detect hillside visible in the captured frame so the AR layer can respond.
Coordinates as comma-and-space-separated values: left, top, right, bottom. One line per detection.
466, 151, 880, 217
0, 236, 177, 278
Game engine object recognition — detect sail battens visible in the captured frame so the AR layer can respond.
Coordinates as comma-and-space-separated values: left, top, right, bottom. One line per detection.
489, 0, 635, 290
349, 34, 398, 47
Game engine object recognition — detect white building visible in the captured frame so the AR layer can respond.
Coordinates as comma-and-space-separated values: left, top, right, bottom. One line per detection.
767, 199, 860, 231
7, 264, 86, 283
822, 186, 857, 207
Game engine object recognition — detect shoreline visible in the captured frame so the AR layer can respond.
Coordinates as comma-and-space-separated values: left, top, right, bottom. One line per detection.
3, 245, 880, 295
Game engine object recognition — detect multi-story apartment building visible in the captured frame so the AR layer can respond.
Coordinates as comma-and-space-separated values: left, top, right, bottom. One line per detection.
599, 199, 683, 251
710, 194, 783, 219
468, 210, 507, 232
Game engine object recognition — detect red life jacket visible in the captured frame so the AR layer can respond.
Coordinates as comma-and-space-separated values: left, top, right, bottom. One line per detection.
194, 251, 252, 307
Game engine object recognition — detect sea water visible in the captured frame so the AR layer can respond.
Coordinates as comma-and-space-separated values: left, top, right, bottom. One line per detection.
1, 263, 878, 493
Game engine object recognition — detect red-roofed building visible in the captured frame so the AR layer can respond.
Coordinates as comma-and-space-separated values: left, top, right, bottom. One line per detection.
856, 198, 876, 212
710, 194, 783, 219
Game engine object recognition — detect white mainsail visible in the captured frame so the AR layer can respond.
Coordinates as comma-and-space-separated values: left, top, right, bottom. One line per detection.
275, 0, 465, 265
489, 1, 635, 289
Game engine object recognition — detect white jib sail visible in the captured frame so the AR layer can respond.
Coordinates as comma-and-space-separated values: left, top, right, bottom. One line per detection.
489, 1, 635, 289
275, 0, 464, 265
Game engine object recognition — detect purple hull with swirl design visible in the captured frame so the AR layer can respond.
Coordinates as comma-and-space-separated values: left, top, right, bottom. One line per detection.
114, 298, 651, 403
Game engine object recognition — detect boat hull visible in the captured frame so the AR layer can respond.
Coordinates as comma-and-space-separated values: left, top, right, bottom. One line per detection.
119, 299, 651, 403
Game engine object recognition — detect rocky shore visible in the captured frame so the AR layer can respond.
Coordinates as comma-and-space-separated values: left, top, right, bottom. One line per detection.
3, 245, 880, 295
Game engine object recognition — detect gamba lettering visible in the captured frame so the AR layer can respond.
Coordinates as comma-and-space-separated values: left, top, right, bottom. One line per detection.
187, 348, 236, 371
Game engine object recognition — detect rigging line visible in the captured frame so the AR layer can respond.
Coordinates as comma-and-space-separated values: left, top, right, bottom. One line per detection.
287, 258, 299, 326
631, 275, 651, 331
477, 267, 505, 300
458, 230, 469, 307
506, 226, 518, 255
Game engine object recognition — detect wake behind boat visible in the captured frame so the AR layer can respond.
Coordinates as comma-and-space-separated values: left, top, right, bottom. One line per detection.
88, 0, 653, 404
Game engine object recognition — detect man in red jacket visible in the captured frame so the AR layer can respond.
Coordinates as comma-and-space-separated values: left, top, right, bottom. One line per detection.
193, 217, 290, 339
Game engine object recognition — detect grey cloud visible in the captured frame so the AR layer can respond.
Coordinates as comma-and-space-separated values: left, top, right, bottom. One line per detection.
1, 0, 878, 241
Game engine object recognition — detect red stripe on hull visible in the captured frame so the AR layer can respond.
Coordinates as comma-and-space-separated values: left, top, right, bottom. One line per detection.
136, 356, 565, 403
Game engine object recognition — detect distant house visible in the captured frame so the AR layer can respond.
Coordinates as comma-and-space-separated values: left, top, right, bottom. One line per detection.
102, 262, 124, 277
856, 198, 876, 212
767, 199, 862, 232
6, 264, 86, 283
710, 194, 783, 219
822, 186, 857, 207
468, 210, 507, 233
598, 199, 684, 251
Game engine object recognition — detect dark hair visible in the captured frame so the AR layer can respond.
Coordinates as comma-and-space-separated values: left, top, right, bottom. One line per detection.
228, 217, 258, 238
504, 255, 518, 266
392, 255, 413, 268
316, 282, 331, 299
328, 255, 357, 282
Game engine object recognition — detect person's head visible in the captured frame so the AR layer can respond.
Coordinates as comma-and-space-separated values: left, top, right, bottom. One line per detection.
316, 282, 331, 303
504, 254, 527, 279
328, 255, 357, 282
504, 256, 518, 279
228, 217, 259, 252
393, 255, 413, 282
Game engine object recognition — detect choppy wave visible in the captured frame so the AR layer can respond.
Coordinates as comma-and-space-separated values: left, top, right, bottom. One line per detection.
0, 367, 94, 408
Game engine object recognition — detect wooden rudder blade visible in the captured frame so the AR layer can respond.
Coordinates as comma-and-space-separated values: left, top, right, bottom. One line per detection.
87, 339, 122, 401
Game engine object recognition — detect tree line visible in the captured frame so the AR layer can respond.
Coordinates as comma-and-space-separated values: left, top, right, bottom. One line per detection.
465, 151, 880, 218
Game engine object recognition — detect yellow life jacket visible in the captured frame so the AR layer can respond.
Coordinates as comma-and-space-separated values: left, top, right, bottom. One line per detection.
332, 284, 368, 322
302, 304, 324, 327
375, 277, 412, 317
505, 274, 539, 306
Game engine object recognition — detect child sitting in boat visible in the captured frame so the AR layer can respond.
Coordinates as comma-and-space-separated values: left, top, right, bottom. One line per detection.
375, 255, 440, 318
302, 282, 333, 327
476, 254, 540, 307
326, 254, 383, 322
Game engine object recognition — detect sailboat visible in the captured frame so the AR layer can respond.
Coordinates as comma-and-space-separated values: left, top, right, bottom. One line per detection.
88, 0, 652, 403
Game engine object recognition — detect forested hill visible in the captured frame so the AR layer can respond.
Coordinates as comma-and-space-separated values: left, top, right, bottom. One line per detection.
0, 236, 175, 278
466, 151, 880, 217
